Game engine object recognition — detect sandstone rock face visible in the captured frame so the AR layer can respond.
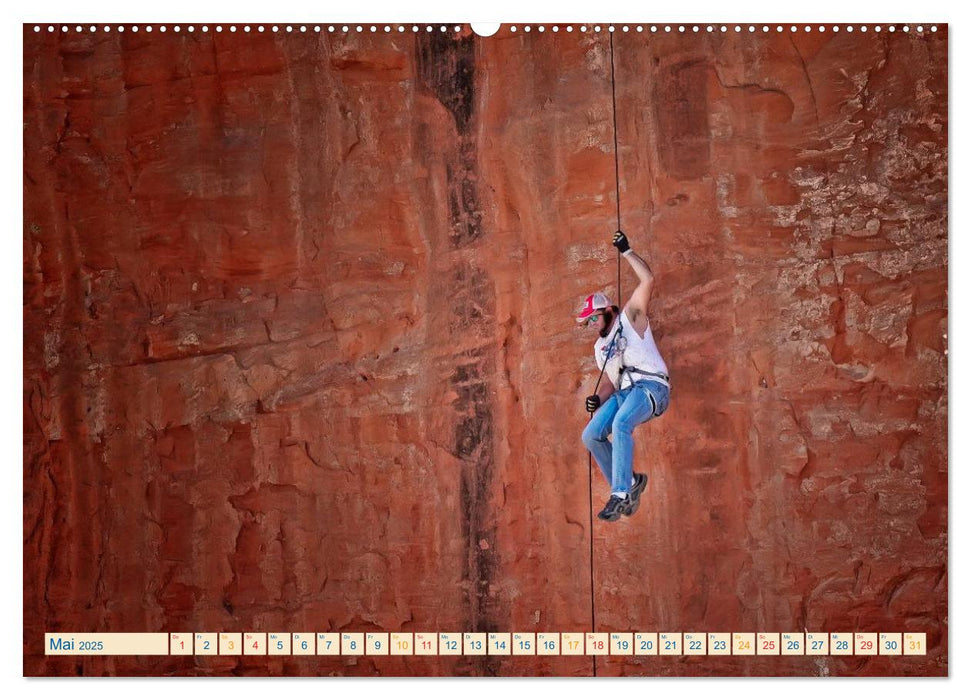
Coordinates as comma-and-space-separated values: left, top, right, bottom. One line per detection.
24, 25, 947, 676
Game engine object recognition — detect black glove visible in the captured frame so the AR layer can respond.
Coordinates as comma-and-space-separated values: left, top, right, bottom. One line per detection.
585, 394, 601, 413
612, 230, 630, 254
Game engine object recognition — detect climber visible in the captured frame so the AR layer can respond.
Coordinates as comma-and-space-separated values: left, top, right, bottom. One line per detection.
577, 231, 670, 522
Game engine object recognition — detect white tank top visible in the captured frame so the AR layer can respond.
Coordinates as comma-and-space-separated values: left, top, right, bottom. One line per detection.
594, 310, 669, 390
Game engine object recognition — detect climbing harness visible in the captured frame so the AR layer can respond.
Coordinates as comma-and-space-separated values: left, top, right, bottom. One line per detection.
618, 366, 670, 387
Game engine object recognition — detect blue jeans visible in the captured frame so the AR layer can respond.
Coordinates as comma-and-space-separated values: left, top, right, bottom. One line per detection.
581, 380, 670, 494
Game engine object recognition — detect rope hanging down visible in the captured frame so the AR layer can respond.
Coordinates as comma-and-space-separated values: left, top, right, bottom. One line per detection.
610, 32, 623, 237
586, 30, 623, 679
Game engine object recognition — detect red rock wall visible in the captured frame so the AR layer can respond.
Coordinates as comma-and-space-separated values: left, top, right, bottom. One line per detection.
23, 24, 947, 676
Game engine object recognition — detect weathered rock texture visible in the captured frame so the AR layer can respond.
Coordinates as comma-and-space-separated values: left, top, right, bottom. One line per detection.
23, 24, 947, 676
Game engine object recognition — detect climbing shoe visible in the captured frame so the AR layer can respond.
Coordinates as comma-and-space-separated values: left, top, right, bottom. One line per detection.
624, 473, 648, 517
597, 494, 629, 522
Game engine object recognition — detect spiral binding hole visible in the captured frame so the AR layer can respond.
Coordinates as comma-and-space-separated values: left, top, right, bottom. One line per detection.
27, 22, 941, 38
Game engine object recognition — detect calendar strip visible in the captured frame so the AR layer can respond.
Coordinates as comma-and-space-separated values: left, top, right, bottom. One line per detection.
45, 632, 927, 656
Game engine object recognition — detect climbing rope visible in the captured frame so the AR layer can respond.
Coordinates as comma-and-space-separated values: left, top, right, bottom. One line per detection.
609, 33, 622, 238
586, 30, 624, 678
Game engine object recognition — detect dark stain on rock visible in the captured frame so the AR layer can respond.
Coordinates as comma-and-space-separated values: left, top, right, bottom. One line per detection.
414, 32, 503, 672
445, 262, 500, 666
447, 324, 500, 663
452, 350, 500, 674
416, 33, 483, 247
448, 263, 493, 333
451, 358, 493, 461
654, 59, 711, 180
416, 31, 476, 135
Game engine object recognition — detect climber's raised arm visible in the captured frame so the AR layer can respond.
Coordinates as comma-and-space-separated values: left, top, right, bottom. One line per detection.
611, 231, 655, 324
